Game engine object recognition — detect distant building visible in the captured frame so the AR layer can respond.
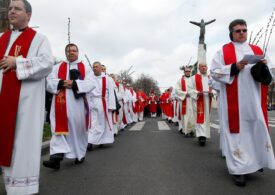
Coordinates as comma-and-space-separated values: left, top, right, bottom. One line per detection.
0, 0, 10, 32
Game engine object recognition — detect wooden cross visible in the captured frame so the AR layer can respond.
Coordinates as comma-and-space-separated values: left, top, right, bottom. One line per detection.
233, 148, 242, 159
266, 142, 272, 152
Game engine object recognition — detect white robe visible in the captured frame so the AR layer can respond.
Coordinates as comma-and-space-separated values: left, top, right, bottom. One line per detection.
117, 83, 126, 130
46, 60, 94, 160
175, 76, 196, 134
188, 74, 211, 138
111, 79, 119, 135
0, 30, 54, 195
130, 90, 138, 122
210, 41, 275, 174
124, 89, 133, 124
209, 78, 224, 156
88, 74, 116, 145
171, 92, 179, 123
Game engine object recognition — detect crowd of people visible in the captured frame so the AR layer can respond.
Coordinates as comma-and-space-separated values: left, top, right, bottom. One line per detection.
0, 0, 275, 194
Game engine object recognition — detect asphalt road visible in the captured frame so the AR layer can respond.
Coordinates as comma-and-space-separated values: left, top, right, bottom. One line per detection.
1, 109, 275, 195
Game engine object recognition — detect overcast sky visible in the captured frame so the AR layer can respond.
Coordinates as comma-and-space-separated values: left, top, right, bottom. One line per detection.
27, 0, 275, 91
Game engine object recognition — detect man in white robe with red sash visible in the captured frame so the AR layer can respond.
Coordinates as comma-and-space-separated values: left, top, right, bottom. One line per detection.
210, 19, 275, 186
0, 1, 54, 194
175, 66, 195, 136
44, 43, 94, 169
189, 64, 212, 146
87, 61, 116, 150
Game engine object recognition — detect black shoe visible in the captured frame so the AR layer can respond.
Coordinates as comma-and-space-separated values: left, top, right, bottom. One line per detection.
179, 129, 183, 134
75, 157, 85, 165
99, 144, 104, 148
168, 120, 173, 123
198, 136, 206, 146
43, 160, 60, 170
87, 143, 93, 151
234, 175, 246, 186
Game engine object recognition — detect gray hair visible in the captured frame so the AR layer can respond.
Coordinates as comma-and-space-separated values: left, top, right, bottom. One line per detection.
12, 0, 32, 13
93, 61, 102, 66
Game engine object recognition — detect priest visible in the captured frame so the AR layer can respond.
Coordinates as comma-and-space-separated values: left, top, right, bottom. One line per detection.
175, 66, 195, 136
44, 43, 94, 169
135, 88, 147, 121
210, 19, 275, 186
188, 63, 212, 146
163, 87, 174, 123
87, 61, 116, 150
148, 89, 158, 118
0, 0, 54, 194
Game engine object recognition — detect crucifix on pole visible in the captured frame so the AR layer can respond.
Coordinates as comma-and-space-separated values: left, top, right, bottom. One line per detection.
189, 18, 216, 71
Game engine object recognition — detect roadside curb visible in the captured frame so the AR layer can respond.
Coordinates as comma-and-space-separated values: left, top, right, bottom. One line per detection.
42, 140, 50, 156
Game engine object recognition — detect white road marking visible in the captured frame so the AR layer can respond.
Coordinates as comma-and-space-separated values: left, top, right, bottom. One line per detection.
157, 121, 171, 130
129, 122, 145, 131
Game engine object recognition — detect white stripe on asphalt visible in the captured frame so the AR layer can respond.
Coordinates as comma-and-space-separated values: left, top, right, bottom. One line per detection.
210, 123, 220, 129
268, 124, 275, 128
129, 122, 145, 131
157, 121, 171, 130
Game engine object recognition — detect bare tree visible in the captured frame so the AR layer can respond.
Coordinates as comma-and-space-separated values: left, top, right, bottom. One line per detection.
133, 73, 160, 96
118, 70, 134, 85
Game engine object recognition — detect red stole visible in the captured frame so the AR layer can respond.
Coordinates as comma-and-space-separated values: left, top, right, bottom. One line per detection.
102, 76, 112, 131
0, 28, 36, 167
181, 77, 187, 115
55, 62, 86, 135
195, 74, 204, 124
115, 82, 119, 91
223, 42, 268, 133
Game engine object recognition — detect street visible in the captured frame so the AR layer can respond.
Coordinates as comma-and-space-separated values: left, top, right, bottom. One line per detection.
1, 109, 275, 195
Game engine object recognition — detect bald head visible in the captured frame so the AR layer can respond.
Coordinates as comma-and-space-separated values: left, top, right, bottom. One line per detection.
198, 63, 208, 75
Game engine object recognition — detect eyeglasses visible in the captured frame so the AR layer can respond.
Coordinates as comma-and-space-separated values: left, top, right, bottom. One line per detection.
233, 29, 247, 33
